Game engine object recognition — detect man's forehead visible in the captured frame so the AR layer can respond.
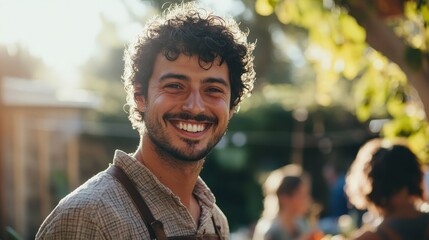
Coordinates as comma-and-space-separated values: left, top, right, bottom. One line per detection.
153, 53, 229, 74
157, 52, 227, 65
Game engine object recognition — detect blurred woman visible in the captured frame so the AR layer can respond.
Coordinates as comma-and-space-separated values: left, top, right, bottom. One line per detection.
345, 138, 429, 239
253, 164, 322, 240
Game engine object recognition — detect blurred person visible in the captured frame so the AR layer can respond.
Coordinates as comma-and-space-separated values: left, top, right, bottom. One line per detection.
345, 138, 429, 240
253, 164, 323, 240
36, 2, 256, 239
318, 162, 351, 235
322, 162, 349, 218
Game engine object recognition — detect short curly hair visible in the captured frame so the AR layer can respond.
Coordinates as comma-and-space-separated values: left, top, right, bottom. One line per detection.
345, 138, 424, 211
122, 2, 256, 133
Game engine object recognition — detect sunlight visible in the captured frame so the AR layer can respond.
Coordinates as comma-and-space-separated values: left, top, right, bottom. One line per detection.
0, 0, 148, 87
200, 0, 246, 16
1, 1, 99, 68
0, 0, 245, 88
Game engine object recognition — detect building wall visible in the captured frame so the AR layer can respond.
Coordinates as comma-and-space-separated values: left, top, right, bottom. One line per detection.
2, 106, 82, 239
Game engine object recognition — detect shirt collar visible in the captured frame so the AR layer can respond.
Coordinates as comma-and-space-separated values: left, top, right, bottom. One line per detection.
112, 149, 216, 211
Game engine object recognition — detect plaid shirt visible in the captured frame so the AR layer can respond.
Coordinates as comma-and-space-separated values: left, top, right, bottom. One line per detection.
36, 150, 229, 239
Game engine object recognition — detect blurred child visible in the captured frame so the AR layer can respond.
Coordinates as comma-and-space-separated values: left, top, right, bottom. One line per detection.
253, 164, 323, 240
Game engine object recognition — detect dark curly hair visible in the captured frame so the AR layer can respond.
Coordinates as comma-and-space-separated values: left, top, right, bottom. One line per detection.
122, 2, 256, 133
345, 138, 424, 210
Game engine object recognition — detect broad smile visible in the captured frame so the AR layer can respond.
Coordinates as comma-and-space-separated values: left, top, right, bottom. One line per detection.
176, 122, 206, 132
170, 120, 212, 134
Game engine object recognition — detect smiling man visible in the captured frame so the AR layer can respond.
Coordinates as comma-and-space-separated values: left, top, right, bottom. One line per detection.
36, 2, 255, 240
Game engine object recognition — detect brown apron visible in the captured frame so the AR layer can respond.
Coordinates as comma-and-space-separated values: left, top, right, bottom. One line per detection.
107, 166, 224, 240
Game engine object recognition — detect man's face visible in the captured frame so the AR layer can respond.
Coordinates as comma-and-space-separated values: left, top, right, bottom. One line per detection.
137, 53, 233, 162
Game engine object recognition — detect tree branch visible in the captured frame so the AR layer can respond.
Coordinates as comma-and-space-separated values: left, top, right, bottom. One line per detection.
347, 0, 429, 120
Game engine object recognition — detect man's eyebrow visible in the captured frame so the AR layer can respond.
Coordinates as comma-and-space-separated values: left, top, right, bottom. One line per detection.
159, 73, 189, 82
159, 74, 229, 87
203, 77, 229, 87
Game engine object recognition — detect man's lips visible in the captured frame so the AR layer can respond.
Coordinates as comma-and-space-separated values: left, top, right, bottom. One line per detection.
170, 120, 211, 133
164, 113, 217, 134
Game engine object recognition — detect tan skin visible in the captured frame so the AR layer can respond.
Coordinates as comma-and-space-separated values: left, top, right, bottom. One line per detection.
133, 53, 234, 224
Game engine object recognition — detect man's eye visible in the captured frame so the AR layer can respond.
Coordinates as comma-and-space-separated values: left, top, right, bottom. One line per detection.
165, 83, 182, 89
207, 87, 223, 93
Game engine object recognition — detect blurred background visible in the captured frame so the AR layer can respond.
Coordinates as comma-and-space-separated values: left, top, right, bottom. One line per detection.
1, 0, 429, 239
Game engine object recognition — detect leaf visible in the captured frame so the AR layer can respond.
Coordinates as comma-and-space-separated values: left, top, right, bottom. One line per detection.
340, 43, 366, 79
275, 0, 301, 24
339, 15, 366, 43
386, 96, 406, 117
299, 0, 324, 27
268, 0, 280, 8
356, 103, 371, 121
421, 5, 429, 23
409, 130, 428, 154
256, 0, 275, 16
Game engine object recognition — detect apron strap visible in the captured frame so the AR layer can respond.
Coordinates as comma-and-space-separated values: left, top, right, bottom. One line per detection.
107, 165, 167, 240
107, 165, 224, 240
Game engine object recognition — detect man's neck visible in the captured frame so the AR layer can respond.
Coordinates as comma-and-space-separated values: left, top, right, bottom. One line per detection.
133, 136, 204, 217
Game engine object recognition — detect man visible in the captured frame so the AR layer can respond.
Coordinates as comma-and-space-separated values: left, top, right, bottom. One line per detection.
36, 1, 255, 239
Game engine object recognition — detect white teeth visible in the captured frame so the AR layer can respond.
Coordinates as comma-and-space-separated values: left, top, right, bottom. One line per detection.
176, 122, 205, 133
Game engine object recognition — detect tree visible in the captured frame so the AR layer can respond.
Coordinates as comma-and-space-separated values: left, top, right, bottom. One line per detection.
255, 0, 429, 163
0, 44, 47, 80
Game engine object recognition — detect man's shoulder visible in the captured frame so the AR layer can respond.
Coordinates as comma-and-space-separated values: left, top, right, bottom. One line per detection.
61, 170, 115, 205
35, 170, 139, 239
42, 170, 123, 221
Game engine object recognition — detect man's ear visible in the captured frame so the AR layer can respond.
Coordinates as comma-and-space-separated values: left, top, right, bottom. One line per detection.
229, 108, 234, 120
135, 93, 145, 113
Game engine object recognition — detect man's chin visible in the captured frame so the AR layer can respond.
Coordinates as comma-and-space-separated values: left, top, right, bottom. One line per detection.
174, 151, 208, 162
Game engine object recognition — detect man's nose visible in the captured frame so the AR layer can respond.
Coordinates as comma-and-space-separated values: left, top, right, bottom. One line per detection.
182, 90, 206, 114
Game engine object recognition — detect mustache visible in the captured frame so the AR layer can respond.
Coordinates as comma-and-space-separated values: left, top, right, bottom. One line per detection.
163, 112, 217, 123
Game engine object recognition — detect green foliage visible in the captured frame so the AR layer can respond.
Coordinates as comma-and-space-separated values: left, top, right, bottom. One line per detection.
6, 226, 22, 240
51, 170, 70, 201
258, 0, 429, 164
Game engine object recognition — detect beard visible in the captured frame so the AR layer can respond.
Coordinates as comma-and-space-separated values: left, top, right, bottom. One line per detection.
144, 112, 227, 162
